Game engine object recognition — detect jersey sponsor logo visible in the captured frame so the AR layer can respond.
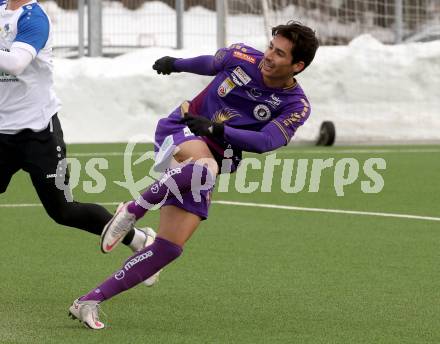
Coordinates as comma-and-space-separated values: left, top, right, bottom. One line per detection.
265, 93, 282, 109
253, 104, 272, 121
283, 112, 303, 127
114, 270, 125, 280
232, 66, 251, 85
0, 49, 16, 81
0, 71, 18, 82
217, 77, 236, 97
158, 167, 181, 188
300, 98, 310, 108
231, 73, 243, 86
246, 88, 262, 100
0, 23, 12, 39
282, 99, 310, 127
149, 167, 182, 194
232, 51, 256, 64
124, 250, 154, 271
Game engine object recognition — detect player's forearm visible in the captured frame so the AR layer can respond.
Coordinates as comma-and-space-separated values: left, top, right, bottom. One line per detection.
174, 55, 217, 76
0, 47, 32, 76
223, 125, 287, 153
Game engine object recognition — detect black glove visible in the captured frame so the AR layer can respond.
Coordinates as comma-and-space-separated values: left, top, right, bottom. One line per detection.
152, 56, 180, 75
182, 113, 224, 138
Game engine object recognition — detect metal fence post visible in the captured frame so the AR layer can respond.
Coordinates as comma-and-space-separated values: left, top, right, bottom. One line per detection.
78, 0, 85, 57
176, 0, 184, 49
261, 0, 272, 43
216, 0, 227, 49
394, 0, 403, 43
88, 0, 102, 56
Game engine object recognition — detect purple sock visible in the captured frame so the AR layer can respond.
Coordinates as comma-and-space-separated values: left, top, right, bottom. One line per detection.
127, 162, 215, 220
80, 237, 182, 303
79, 289, 106, 302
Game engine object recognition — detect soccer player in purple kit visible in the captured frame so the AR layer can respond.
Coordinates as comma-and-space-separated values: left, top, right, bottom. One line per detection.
69, 21, 319, 329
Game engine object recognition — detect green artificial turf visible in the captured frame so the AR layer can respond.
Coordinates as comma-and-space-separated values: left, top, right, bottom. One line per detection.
0, 144, 439, 343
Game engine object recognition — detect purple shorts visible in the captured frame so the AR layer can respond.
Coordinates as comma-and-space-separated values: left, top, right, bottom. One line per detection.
154, 108, 212, 220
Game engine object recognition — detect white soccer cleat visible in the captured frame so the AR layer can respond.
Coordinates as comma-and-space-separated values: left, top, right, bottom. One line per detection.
130, 227, 156, 252
131, 227, 162, 287
68, 299, 105, 330
101, 202, 136, 253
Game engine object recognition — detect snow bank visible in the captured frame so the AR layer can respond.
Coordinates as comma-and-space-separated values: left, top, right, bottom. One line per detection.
54, 35, 440, 144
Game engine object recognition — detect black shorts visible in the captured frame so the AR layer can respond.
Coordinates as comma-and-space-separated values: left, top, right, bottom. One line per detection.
0, 114, 68, 193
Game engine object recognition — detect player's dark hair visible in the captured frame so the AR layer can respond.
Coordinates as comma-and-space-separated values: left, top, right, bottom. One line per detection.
271, 21, 319, 72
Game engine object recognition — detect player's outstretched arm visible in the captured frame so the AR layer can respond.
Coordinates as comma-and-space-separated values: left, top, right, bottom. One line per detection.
0, 47, 33, 76
222, 124, 289, 153
152, 56, 180, 75
153, 55, 217, 76
181, 112, 289, 154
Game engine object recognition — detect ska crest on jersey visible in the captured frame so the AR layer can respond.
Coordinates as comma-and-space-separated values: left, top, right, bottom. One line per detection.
253, 104, 272, 121
217, 77, 236, 97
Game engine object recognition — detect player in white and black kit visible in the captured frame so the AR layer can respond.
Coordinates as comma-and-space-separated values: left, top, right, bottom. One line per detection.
0, 0, 159, 285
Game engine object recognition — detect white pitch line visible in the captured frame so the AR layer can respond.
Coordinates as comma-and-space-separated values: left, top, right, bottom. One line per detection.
274, 148, 440, 155
1, 200, 439, 222
69, 152, 144, 157
0, 202, 120, 208
66, 148, 440, 157
212, 200, 440, 222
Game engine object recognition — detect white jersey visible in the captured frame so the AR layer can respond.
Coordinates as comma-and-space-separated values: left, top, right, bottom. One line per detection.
0, 0, 61, 133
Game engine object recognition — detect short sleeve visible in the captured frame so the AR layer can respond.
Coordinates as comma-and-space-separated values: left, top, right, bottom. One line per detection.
14, 5, 49, 57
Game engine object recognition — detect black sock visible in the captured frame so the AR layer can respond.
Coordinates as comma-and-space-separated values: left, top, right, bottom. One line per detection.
122, 228, 135, 245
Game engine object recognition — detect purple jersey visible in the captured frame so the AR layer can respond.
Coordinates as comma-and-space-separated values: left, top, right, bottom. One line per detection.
153, 44, 312, 218
187, 43, 311, 148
